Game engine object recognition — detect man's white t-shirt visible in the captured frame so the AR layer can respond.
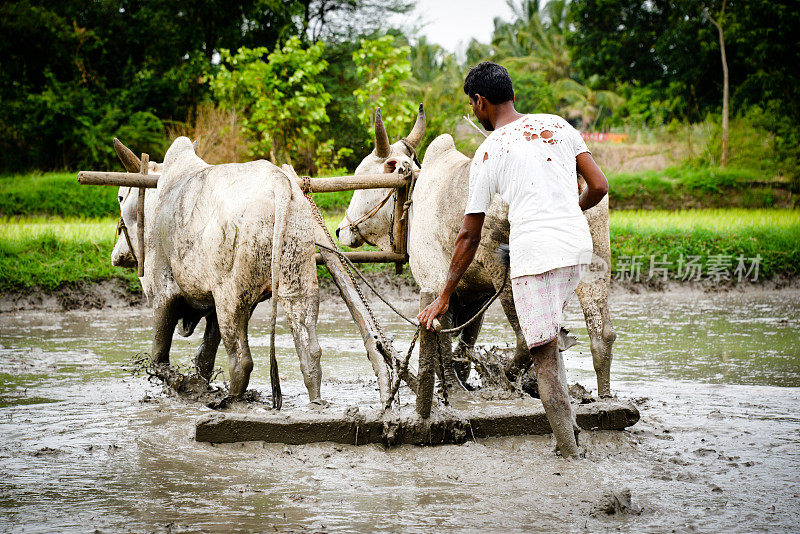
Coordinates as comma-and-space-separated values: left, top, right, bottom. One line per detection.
464, 113, 593, 279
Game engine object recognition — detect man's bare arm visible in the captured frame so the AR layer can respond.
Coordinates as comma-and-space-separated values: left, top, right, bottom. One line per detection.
416, 213, 486, 330
577, 152, 609, 211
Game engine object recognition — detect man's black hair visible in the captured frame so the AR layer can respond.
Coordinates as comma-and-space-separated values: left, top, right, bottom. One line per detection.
463, 61, 514, 104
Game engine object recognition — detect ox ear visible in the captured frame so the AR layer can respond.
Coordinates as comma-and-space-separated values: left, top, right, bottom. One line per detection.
405, 103, 426, 148
374, 107, 390, 158
113, 138, 141, 173
192, 139, 199, 153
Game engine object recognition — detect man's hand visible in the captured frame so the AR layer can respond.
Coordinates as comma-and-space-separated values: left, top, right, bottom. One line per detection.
417, 296, 449, 331
415, 213, 485, 331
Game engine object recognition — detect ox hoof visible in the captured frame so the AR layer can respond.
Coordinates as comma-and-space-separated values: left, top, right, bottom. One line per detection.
207, 395, 236, 410
307, 399, 329, 410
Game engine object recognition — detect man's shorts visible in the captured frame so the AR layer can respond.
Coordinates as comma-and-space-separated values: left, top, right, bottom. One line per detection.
511, 265, 583, 349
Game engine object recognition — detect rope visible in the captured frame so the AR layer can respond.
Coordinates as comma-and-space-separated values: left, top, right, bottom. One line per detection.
117, 216, 138, 265
294, 172, 404, 392
315, 242, 418, 326
313, 242, 509, 335
382, 325, 420, 412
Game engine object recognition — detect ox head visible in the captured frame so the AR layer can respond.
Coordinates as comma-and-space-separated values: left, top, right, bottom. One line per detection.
110, 139, 163, 268
336, 104, 425, 250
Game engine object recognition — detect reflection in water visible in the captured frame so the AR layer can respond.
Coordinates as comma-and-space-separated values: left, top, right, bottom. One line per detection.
0, 289, 799, 532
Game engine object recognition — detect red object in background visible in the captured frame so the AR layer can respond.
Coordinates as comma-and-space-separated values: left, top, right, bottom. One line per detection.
580, 132, 629, 143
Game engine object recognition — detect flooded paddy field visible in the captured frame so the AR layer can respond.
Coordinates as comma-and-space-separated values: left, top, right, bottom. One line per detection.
1, 288, 799, 532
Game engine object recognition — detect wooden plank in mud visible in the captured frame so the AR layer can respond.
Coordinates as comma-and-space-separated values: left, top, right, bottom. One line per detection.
194, 400, 640, 446
313, 251, 407, 265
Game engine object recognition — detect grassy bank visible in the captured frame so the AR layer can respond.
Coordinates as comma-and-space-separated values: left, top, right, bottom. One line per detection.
610, 209, 800, 280
0, 172, 120, 218
2, 165, 795, 219
0, 217, 140, 292
0, 171, 357, 218
608, 167, 796, 210
1, 209, 798, 294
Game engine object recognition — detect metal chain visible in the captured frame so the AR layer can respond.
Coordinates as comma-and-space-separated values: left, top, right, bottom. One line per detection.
382, 325, 420, 412
301, 181, 393, 369
434, 333, 449, 406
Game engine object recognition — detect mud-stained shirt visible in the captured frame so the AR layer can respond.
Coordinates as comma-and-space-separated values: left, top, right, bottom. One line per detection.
464, 114, 593, 278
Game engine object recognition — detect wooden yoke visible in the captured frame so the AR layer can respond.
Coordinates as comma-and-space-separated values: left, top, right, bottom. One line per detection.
137, 154, 148, 277
392, 168, 411, 274
78, 139, 417, 270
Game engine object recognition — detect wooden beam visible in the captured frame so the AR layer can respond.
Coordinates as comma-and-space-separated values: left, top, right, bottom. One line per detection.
78, 171, 159, 188
137, 154, 148, 277
78, 169, 418, 192
194, 400, 641, 445
392, 177, 409, 274
314, 250, 406, 265
416, 291, 436, 418
302, 171, 415, 192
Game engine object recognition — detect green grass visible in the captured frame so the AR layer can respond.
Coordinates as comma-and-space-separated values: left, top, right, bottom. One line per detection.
609, 209, 800, 279
0, 217, 139, 292
1, 209, 797, 293
0, 172, 120, 218
2, 165, 794, 219
608, 166, 796, 210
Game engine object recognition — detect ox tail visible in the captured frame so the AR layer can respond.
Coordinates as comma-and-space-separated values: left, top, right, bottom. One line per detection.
269, 170, 293, 410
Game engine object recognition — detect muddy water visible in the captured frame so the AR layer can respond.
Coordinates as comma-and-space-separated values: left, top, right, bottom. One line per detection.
1, 289, 799, 532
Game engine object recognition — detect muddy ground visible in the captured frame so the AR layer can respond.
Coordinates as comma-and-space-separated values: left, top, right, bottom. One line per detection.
2, 273, 799, 313
1, 285, 799, 532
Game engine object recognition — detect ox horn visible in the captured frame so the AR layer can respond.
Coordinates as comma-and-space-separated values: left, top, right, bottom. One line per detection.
374, 107, 390, 158
113, 138, 142, 173
405, 103, 426, 148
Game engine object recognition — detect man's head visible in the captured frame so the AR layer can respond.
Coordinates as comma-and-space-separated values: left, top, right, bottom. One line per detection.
463, 61, 514, 131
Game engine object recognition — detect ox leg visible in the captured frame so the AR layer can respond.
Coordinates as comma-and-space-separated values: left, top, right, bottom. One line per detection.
576, 197, 616, 398
151, 298, 181, 366
453, 297, 486, 386
497, 285, 533, 381
284, 300, 323, 404
436, 310, 467, 392
215, 302, 254, 398
194, 311, 221, 382
576, 282, 615, 398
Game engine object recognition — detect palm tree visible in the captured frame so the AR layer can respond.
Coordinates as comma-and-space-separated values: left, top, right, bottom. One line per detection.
553, 76, 625, 128
406, 38, 465, 138
491, 0, 624, 129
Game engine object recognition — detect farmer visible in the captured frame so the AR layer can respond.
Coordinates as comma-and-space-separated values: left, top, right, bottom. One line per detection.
417, 61, 609, 457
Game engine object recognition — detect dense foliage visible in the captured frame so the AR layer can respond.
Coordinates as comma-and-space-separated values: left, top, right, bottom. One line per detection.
0, 0, 795, 179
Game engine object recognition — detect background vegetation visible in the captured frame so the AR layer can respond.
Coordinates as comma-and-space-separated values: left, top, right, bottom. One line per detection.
1, 0, 797, 178
0, 0, 797, 294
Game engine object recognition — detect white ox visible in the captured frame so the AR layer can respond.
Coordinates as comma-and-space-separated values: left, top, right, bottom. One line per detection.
338, 108, 616, 397
111, 137, 322, 407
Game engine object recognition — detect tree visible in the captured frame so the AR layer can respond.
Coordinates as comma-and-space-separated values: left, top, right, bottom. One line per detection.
352, 35, 416, 142
296, 0, 413, 43
490, 0, 623, 127
210, 38, 332, 171
493, 0, 571, 83
705, 0, 729, 166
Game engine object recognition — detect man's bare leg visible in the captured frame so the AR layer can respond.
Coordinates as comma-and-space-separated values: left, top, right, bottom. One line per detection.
531, 338, 579, 457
